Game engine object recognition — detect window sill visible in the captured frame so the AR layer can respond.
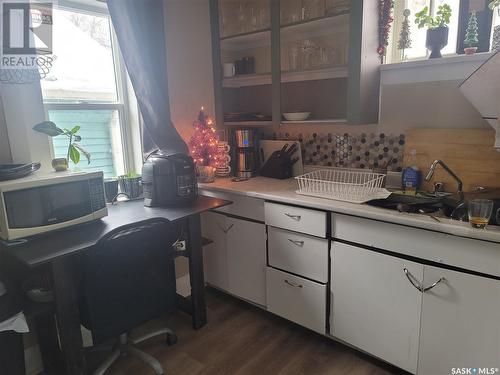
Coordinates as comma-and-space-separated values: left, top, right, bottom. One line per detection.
380, 52, 494, 85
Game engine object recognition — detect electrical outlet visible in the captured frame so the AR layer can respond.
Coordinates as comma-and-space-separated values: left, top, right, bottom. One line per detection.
174, 240, 186, 251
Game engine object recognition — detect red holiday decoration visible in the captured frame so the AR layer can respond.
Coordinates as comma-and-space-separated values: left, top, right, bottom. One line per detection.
378, 0, 395, 63
188, 108, 224, 167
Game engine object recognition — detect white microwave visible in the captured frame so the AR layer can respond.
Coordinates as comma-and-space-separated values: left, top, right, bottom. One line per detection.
0, 171, 108, 241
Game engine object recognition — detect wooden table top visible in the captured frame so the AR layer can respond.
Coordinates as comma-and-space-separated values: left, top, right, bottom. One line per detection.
0, 195, 231, 267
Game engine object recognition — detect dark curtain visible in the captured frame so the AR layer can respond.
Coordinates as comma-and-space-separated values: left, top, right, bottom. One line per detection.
107, 0, 188, 156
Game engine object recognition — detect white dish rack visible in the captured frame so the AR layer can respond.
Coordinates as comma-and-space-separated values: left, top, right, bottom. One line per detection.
295, 169, 390, 204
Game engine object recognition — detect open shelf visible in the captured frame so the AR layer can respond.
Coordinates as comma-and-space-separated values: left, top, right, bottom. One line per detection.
224, 121, 273, 127
281, 118, 347, 125
220, 29, 271, 51
281, 13, 349, 40
222, 65, 348, 88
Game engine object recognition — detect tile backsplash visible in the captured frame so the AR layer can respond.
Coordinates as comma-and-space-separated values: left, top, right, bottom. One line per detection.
267, 132, 406, 172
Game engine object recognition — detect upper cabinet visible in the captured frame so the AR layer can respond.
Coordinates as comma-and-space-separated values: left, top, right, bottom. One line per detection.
209, 0, 380, 127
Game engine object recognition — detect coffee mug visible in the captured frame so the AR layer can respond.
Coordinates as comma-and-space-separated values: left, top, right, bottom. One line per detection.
223, 63, 235, 77
216, 165, 231, 177
217, 142, 230, 153
220, 154, 231, 163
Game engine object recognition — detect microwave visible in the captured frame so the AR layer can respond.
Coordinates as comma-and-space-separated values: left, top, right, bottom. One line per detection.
0, 171, 108, 241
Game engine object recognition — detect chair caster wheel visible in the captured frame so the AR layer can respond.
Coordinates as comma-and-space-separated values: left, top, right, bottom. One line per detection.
166, 333, 177, 346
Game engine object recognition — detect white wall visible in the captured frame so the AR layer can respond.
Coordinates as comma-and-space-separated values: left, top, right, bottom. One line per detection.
164, 0, 215, 142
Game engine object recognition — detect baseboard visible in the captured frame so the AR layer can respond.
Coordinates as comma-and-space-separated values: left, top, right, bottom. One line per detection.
176, 274, 191, 297
24, 345, 43, 375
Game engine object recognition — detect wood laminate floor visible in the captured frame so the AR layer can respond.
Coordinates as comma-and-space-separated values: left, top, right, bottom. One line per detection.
92, 288, 403, 375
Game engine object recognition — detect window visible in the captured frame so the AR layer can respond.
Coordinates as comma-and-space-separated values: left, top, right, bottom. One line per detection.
40, 4, 139, 178
387, 0, 462, 63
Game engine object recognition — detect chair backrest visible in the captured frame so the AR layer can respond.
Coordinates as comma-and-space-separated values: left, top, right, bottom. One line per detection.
79, 219, 177, 344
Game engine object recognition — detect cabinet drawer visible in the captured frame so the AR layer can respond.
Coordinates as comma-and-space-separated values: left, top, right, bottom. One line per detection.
265, 202, 326, 237
268, 227, 328, 283
199, 190, 264, 222
266, 267, 326, 334
331, 213, 500, 278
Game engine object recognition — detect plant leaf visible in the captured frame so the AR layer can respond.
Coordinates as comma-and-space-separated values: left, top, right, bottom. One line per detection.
33, 121, 64, 137
72, 143, 91, 164
70, 125, 81, 134
69, 144, 80, 164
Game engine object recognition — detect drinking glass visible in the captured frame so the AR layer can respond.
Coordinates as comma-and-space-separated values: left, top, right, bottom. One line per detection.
468, 199, 494, 229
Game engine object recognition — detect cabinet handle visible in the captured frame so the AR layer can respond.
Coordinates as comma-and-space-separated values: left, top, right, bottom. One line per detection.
422, 277, 446, 292
284, 213, 302, 221
403, 268, 423, 292
223, 224, 234, 234
288, 239, 305, 247
284, 279, 303, 288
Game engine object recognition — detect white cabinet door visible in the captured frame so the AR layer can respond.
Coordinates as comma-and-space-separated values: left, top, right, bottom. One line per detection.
418, 266, 500, 375
226, 217, 267, 306
331, 242, 423, 374
201, 212, 228, 290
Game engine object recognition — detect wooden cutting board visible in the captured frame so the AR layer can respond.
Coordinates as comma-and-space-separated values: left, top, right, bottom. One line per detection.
404, 129, 500, 193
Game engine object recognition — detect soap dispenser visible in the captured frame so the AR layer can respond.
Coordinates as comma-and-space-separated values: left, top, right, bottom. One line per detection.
402, 149, 422, 195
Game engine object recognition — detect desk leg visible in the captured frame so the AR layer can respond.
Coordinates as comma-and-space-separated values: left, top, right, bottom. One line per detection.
52, 257, 86, 375
187, 214, 207, 329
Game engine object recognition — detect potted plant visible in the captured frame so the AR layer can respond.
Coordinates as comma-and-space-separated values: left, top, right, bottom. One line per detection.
490, 0, 500, 52
33, 121, 91, 171
490, 0, 500, 15
415, 4, 452, 58
117, 172, 143, 199
464, 11, 479, 55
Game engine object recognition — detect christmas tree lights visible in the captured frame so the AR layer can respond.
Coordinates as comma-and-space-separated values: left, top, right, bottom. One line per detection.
188, 108, 224, 168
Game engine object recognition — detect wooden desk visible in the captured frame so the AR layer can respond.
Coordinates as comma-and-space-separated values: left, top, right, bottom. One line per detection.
0, 195, 231, 375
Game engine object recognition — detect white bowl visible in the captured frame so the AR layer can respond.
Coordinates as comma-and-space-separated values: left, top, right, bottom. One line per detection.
283, 112, 311, 121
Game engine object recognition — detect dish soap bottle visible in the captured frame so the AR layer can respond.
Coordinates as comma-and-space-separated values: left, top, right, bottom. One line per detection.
402, 149, 421, 195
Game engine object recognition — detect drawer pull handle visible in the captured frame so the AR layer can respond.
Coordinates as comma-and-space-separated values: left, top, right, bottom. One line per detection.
422, 277, 446, 292
284, 279, 303, 288
288, 239, 305, 247
403, 268, 423, 292
284, 213, 302, 221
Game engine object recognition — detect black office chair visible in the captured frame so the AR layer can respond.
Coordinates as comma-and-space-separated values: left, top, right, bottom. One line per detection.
79, 220, 178, 375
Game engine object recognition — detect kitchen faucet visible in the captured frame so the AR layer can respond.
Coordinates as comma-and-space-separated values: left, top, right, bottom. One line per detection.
425, 160, 463, 197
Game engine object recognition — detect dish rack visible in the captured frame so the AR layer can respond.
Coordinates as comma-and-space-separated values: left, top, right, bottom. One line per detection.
295, 169, 387, 204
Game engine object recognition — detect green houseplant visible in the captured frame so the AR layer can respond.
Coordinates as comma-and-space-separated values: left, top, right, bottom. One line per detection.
117, 172, 143, 199
415, 4, 452, 58
33, 121, 91, 171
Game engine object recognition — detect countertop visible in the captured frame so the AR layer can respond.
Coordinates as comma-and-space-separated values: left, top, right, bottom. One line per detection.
199, 177, 500, 244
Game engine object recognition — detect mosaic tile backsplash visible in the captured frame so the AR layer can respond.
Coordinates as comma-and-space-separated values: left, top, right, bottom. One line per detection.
267, 132, 406, 172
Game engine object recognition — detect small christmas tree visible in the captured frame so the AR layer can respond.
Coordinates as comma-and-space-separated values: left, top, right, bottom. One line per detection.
397, 9, 412, 60
188, 108, 223, 167
464, 11, 479, 51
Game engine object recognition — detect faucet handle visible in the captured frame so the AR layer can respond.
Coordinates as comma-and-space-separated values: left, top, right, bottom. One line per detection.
433, 182, 445, 193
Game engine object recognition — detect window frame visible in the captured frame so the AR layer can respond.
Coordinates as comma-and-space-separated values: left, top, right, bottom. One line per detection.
388, 0, 494, 64
42, 0, 141, 177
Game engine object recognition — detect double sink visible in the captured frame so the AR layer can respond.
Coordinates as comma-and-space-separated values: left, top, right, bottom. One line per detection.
367, 190, 500, 226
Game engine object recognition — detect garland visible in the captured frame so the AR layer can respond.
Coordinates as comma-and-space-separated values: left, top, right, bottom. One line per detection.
378, 0, 395, 63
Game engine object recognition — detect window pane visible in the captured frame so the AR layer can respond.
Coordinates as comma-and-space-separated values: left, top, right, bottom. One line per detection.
433, 0, 460, 56
48, 109, 125, 178
401, 0, 432, 60
41, 8, 118, 102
